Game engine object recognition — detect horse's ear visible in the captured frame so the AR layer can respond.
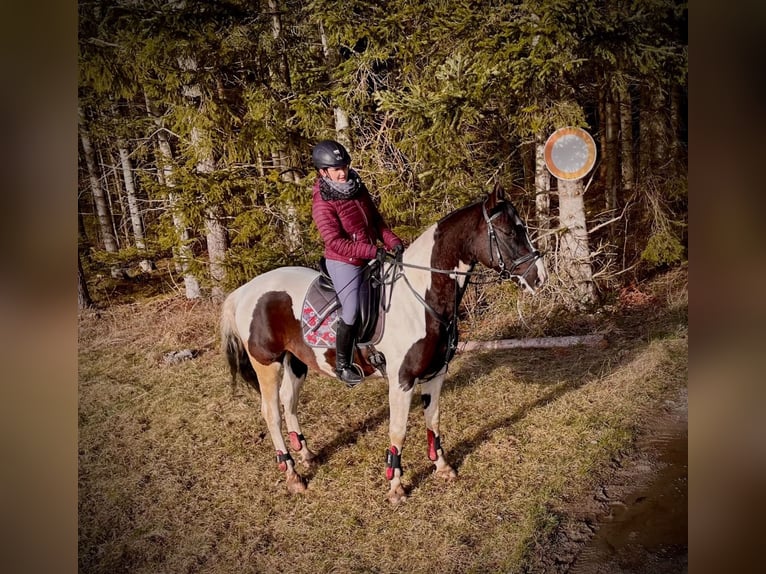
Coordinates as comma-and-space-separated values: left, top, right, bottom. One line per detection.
486, 178, 506, 209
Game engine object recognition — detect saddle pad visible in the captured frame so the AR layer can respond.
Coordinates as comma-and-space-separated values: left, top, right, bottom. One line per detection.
300, 275, 386, 348
301, 276, 340, 348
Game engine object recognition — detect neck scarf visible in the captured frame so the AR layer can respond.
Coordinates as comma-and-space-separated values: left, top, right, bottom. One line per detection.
319, 168, 362, 200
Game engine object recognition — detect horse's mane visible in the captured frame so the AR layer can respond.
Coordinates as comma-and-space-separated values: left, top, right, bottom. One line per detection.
434, 196, 484, 226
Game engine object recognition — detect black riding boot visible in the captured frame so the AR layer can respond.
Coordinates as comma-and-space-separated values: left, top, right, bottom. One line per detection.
335, 319, 363, 387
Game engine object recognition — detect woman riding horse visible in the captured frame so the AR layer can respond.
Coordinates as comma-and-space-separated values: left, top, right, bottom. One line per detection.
221, 176, 546, 504
311, 140, 403, 386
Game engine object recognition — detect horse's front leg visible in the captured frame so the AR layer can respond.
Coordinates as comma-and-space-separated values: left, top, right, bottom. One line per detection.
386, 381, 415, 505
279, 353, 316, 469
256, 360, 306, 494
420, 374, 457, 481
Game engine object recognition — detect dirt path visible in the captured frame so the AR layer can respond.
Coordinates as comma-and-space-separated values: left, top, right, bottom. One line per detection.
532, 386, 688, 573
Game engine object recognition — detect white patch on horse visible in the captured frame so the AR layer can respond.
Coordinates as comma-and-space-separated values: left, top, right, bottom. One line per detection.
450, 260, 472, 289
374, 224, 437, 375
311, 347, 337, 378
231, 266, 318, 343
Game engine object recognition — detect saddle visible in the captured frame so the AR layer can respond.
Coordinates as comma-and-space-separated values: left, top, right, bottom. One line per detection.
300, 258, 386, 349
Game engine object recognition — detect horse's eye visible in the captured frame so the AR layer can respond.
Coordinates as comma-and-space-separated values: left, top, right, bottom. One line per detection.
498, 223, 516, 237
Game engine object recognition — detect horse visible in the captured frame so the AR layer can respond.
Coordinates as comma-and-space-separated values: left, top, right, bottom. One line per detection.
220, 181, 547, 504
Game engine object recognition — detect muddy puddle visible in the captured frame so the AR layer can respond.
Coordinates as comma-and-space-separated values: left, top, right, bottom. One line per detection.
568, 392, 688, 574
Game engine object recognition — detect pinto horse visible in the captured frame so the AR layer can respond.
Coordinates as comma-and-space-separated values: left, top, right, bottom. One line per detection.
220, 182, 547, 504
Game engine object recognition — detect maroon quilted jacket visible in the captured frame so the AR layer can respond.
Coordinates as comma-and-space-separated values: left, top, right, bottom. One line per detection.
312, 178, 402, 266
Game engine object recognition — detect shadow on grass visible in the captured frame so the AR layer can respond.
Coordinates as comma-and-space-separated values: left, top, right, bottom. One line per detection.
237, 291, 686, 492
306, 403, 392, 472
405, 375, 586, 493
402, 299, 687, 494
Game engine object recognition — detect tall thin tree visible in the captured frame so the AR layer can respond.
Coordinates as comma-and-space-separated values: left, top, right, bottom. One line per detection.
79, 106, 118, 252
145, 92, 202, 299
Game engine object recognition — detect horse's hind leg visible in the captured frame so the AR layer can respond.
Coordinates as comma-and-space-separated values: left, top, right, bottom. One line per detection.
254, 358, 306, 494
420, 375, 457, 481
280, 352, 316, 468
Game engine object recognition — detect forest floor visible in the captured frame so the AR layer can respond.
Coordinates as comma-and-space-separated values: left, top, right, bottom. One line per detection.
78, 265, 687, 574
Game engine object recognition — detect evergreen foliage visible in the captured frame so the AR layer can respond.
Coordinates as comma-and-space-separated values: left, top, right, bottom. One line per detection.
78, 0, 687, 301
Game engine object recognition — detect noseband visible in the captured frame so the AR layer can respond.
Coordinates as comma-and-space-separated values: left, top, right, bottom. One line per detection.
482, 201, 541, 282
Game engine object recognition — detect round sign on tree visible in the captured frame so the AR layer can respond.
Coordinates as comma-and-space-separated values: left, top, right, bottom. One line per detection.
543, 127, 597, 181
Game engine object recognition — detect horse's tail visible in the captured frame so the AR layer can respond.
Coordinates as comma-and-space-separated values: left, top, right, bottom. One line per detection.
220, 291, 260, 393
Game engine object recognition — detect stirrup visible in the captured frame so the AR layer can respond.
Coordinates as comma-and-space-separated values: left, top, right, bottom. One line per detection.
336, 364, 363, 387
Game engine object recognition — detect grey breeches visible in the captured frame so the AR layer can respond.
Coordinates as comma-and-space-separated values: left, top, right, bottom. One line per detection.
325, 259, 369, 325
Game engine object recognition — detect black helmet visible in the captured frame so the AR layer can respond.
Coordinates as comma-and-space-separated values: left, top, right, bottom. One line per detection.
312, 139, 351, 169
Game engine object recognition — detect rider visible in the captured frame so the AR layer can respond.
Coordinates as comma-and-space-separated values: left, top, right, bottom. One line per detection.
311, 139, 404, 386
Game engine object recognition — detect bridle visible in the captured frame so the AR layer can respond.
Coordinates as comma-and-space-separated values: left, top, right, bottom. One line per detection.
378, 198, 543, 297
482, 200, 542, 283
371, 198, 543, 380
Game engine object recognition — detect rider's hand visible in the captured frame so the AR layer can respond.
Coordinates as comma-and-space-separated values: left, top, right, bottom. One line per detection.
375, 247, 387, 263
392, 244, 404, 259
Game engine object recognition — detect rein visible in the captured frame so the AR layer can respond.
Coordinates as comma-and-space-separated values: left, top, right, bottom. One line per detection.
375, 258, 472, 382
370, 198, 543, 382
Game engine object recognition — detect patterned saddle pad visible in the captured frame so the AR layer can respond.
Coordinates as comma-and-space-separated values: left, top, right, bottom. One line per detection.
301, 274, 385, 348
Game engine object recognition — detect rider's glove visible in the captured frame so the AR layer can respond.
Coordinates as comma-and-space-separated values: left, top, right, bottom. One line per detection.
392, 244, 404, 259
375, 247, 387, 263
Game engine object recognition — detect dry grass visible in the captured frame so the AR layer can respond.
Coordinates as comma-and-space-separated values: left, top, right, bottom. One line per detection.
78, 268, 687, 574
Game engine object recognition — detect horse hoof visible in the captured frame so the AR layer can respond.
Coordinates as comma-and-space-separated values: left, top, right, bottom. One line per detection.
435, 466, 457, 481
286, 474, 306, 494
387, 486, 407, 505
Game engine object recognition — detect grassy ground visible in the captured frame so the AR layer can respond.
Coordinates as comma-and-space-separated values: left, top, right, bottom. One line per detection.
78, 267, 687, 574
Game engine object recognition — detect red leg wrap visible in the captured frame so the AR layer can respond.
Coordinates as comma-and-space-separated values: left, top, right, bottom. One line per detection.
276, 450, 293, 472
385, 445, 401, 481
427, 429, 441, 462
289, 431, 304, 451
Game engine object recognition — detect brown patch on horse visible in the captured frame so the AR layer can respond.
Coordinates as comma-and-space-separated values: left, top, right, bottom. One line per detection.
249, 291, 321, 371
397, 203, 484, 389
320, 347, 377, 376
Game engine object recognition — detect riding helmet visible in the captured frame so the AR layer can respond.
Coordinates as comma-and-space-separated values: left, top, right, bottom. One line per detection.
312, 140, 351, 169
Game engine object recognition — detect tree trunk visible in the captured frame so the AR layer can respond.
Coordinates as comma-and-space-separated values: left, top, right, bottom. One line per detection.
78, 208, 91, 258
269, 0, 292, 91
598, 93, 607, 186
78, 106, 118, 252
557, 178, 596, 307
639, 80, 667, 179
618, 82, 635, 194
190, 125, 228, 301
117, 139, 146, 249
117, 139, 154, 272
319, 21, 352, 149
669, 83, 685, 178
604, 90, 619, 214
651, 84, 669, 176
270, 0, 300, 252
272, 148, 301, 252
205, 214, 228, 300
458, 334, 606, 352
110, 155, 130, 246
334, 107, 352, 149
144, 91, 202, 299
78, 255, 94, 310
534, 133, 551, 253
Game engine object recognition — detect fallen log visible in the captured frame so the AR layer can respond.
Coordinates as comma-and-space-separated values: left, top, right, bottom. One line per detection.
457, 334, 607, 352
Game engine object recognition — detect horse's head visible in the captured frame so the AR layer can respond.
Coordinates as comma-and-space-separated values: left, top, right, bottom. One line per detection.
478, 181, 547, 293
